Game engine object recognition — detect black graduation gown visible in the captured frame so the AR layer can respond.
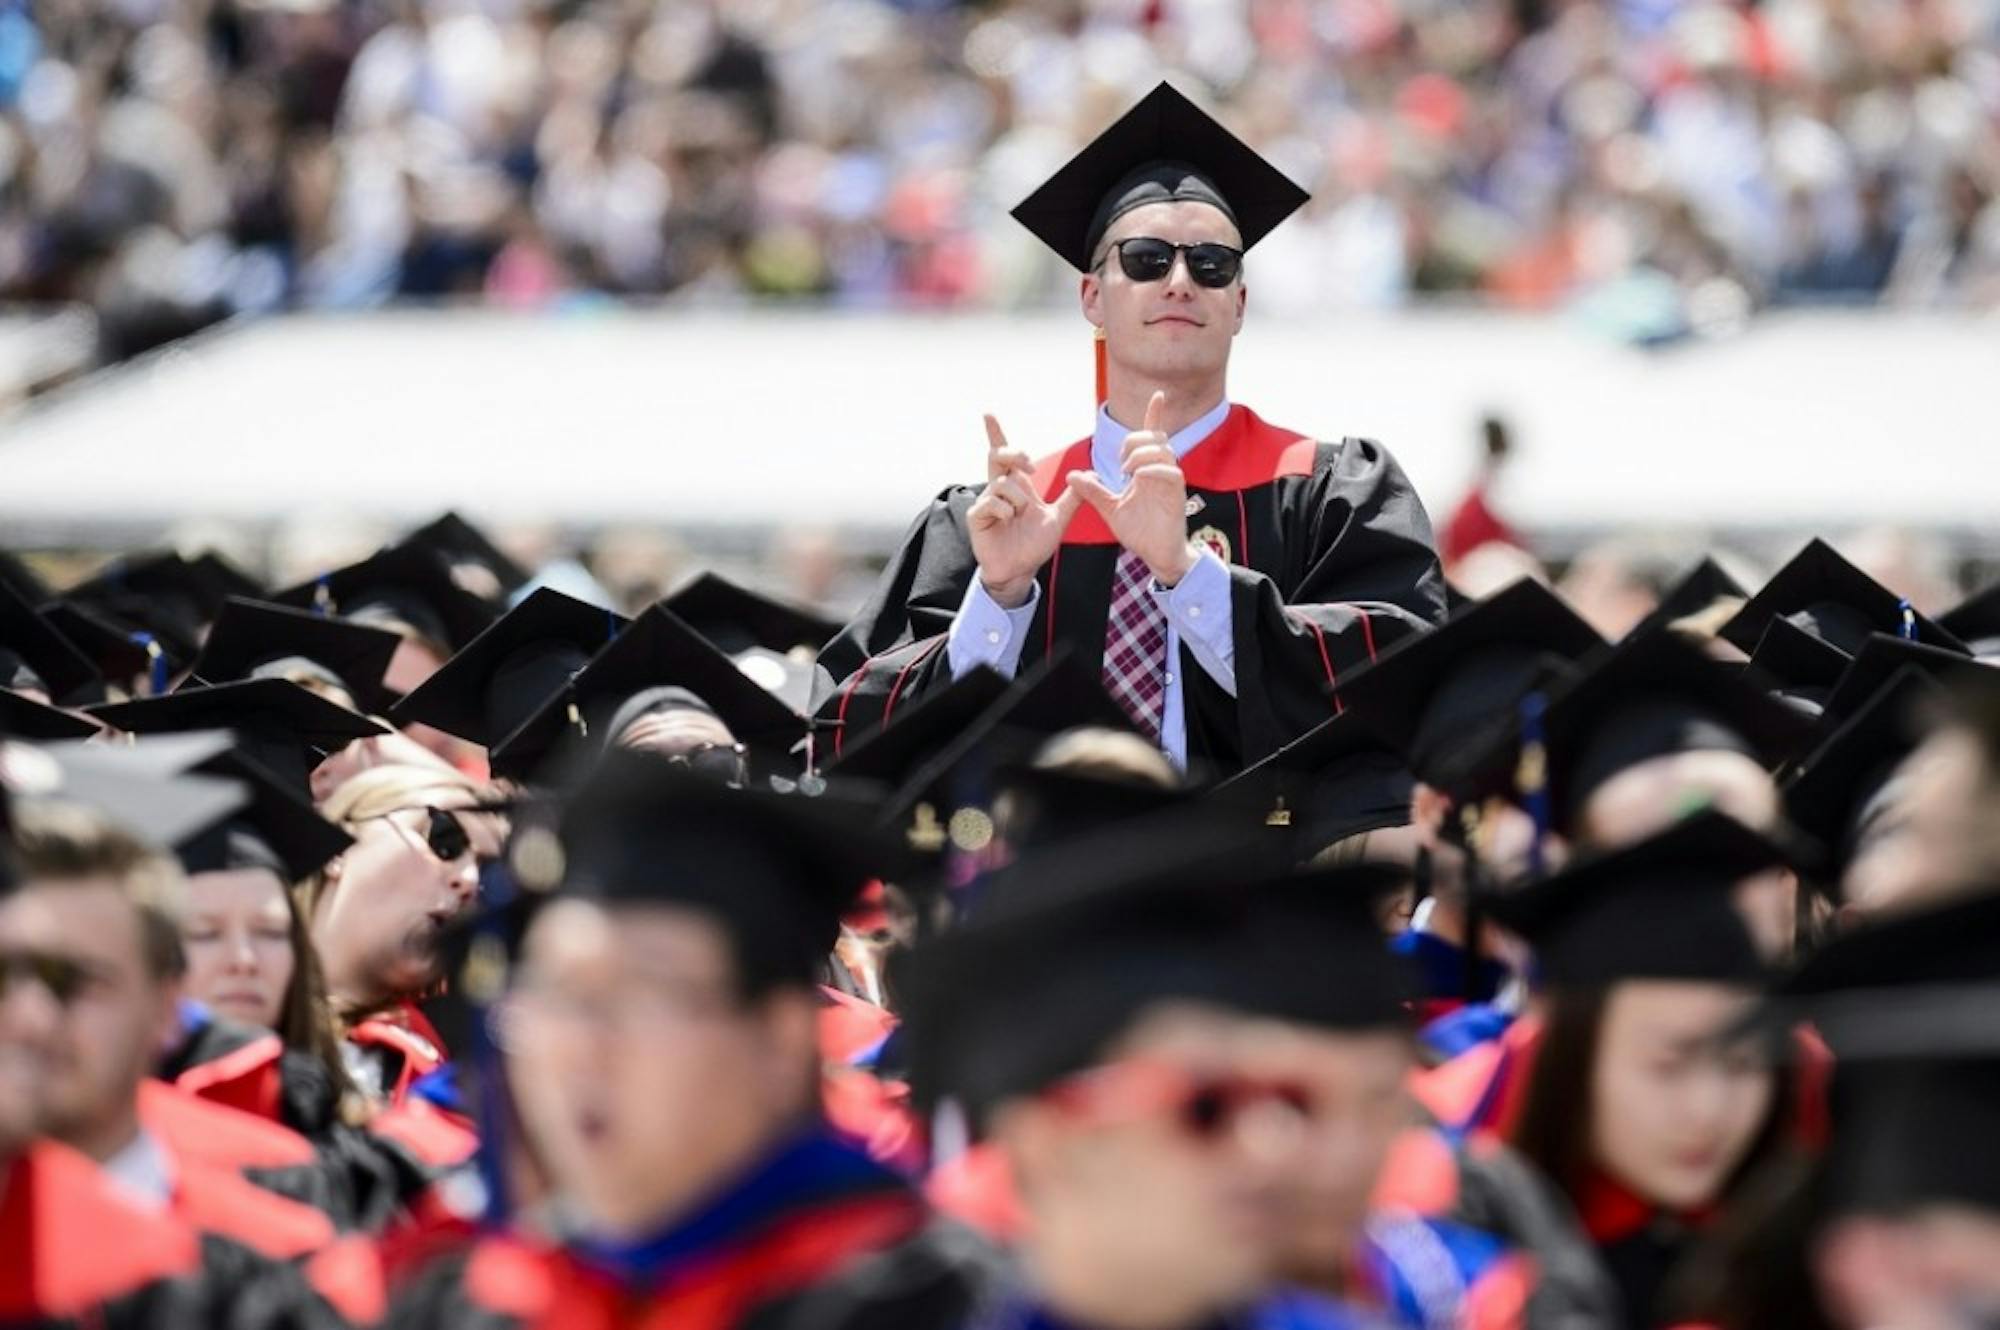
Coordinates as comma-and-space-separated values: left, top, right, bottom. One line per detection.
0, 1140, 345, 1330
817, 405, 1448, 773
160, 1014, 433, 1233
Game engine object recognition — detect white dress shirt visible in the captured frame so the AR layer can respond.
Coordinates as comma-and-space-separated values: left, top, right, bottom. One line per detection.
945, 397, 1239, 768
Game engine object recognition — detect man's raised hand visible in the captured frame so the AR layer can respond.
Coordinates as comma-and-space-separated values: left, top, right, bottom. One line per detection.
1065, 391, 1197, 587
969, 414, 1084, 609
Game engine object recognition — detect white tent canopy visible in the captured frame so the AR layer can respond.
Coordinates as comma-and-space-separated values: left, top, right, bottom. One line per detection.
2, 307, 1995, 544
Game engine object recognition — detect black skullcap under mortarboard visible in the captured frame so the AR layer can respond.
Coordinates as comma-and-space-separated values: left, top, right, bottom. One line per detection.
389, 588, 628, 750
555, 749, 902, 993
1, 736, 249, 856
1626, 555, 1749, 643
1817, 631, 1988, 725
1939, 580, 2000, 658
1741, 616, 1851, 717
1782, 666, 1942, 889
1009, 81, 1310, 273
1339, 578, 1605, 800
0, 581, 99, 704
86, 679, 388, 800
1717, 539, 1967, 658
1481, 810, 1792, 987
400, 512, 530, 601
0, 690, 102, 741
662, 571, 842, 659
171, 744, 352, 882
272, 543, 498, 656
488, 605, 803, 784
1218, 708, 1414, 854
1537, 627, 1815, 836
186, 597, 402, 716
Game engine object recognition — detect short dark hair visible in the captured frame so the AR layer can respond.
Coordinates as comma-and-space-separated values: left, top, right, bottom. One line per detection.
9, 800, 187, 981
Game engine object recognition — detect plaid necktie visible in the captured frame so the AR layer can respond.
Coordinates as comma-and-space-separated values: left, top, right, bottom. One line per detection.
1101, 548, 1170, 743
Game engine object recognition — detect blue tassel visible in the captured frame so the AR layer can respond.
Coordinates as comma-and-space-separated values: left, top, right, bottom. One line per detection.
133, 632, 168, 695
1516, 690, 1551, 878
312, 575, 333, 616
1899, 598, 1917, 640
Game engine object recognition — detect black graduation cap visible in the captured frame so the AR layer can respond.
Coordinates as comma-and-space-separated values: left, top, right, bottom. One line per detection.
1740, 616, 1850, 716
388, 588, 628, 749
185, 597, 402, 716
271, 543, 498, 655
0, 690, 102, 741
1009, 81, 1310, 273
1338, 578, 1605, 800
1758, 891, 2000, 1216
487, 604, 804, 783
86, 678, 388, 800
1939, 580, 2000, 657
993, 761, 1193, 856
1481, 810, 1793, 986
898, 811, 1398, 1127
1626, 555, 1749, 642
822, 664, 1013, 784
556, 749, 903, 985
663, 571, 841, 658
64, 551, 264, 661
36, 601, 163, 689
0, 551, 50, 605
1782, 666, 1942, 887
1818, 631, 1989, 724
400, 512, 530, 601
0, 581, 98, 703
875, 649, 1144, 855
171, 744, 353, 883
1217, 709, 1414, 853
1535, 627, 1816, 836
2, 735, 250, 854
1717, 538, 1968, 658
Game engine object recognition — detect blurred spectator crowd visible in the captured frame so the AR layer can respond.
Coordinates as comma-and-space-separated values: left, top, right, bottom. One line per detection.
5, 0, 1997, 362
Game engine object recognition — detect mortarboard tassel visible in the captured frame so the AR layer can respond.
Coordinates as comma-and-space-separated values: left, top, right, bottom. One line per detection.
1456, 804, 1486, 1004
1516, 690, 1551, 878
134, 633, 168, 696
312, 575, 334, 617
1899, 598, 1917, 640
1093, 326, 1108, 408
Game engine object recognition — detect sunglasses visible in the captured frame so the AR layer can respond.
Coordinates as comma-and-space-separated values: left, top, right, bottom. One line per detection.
1097, 237, 1244, 289
360, 805, 475, 863
664, 741, 750, 788
1042, 1057, 1315, 1143
0, 948, 88, 1006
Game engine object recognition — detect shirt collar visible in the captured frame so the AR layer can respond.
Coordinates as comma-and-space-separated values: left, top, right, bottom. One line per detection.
1091, 397, 1231, 489
101, 1128, 175, 1211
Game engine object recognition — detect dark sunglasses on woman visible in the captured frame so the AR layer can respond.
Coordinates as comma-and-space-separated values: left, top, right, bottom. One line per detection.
358, 805, 475, 863
1096, 236, 1244, 288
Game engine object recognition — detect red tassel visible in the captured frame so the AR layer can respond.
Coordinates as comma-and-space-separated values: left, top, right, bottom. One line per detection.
1093, 327, 1108, 407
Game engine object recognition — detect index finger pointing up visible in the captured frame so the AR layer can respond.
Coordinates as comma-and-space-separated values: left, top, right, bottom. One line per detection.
1143, 390, 1166, 435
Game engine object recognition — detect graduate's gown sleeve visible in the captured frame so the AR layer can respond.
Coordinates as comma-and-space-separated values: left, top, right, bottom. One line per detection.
1200, 435, 1448, 764
812, 485, 984, 758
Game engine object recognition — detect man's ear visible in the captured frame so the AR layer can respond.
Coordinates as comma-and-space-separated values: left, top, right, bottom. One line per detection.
1233, 280, 1247, 333
1080, 272, 1105, 330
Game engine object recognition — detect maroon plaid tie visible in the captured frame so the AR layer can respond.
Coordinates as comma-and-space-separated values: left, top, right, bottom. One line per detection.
1102, 548, 1170, 743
